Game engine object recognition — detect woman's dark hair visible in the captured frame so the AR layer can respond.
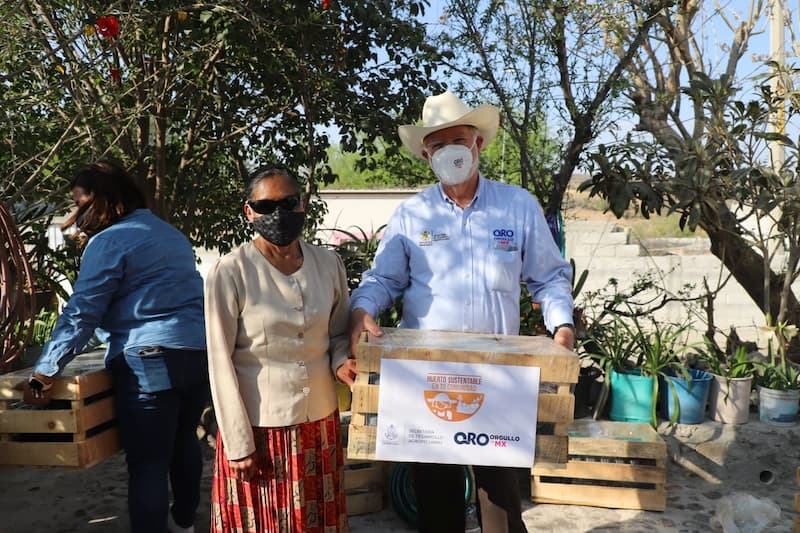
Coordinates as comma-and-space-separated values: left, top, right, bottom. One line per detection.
245, 163, 300, 201
63, 160, 147, 239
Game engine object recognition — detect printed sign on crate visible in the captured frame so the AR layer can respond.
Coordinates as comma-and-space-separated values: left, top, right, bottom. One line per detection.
375, 359, 540, 467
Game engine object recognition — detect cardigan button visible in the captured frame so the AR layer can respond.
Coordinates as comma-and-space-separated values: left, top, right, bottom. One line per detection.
302, 387, 311, 395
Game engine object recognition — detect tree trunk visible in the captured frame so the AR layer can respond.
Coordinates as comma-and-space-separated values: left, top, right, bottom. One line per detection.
702, 220, 800, 326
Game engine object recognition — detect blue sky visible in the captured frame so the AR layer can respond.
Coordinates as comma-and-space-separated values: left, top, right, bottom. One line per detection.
414, 0, 800, 172
326, 1, 797, 155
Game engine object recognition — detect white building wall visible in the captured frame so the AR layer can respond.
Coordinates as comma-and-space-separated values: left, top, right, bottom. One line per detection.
316, 189, 417, 243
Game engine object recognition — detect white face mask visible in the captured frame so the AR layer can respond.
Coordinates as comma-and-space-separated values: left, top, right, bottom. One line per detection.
430, 143, 477, 186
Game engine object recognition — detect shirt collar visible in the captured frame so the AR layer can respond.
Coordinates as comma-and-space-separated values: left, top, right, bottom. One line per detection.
436, 174, 485, 209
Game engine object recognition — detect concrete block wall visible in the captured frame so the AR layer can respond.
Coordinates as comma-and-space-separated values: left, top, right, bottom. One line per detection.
563, 220, 768, 346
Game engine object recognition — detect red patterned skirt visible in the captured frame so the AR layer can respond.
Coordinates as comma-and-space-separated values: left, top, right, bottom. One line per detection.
211, 411, 348, 533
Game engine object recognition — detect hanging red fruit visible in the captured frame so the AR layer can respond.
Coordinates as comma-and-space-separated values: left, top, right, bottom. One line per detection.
110, 68, 121, 85
322, 0, 330, 9
97, 16, 120, 39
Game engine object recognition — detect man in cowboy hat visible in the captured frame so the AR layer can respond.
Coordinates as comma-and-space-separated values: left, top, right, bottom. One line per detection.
344, 91, 574, 533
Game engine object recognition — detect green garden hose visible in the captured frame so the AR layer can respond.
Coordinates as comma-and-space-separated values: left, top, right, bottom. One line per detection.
389, 463, 474, 527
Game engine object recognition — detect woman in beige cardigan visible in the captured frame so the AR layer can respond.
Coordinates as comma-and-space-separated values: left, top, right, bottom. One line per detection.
205, 164, 356, 533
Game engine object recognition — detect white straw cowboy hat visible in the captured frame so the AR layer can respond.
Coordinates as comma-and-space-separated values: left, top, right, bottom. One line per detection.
398, 91, 500, 159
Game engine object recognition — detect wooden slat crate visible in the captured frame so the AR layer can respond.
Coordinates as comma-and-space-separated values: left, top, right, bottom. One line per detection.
531, 419, 666, 511
347, 327, 579, 465
344, 458, 384, 516
0, 352, 120, 469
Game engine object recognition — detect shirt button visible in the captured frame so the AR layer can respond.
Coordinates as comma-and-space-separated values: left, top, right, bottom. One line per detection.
302, 387, 311, 395
297, 361, 306, 367
298, 332, 304, 339
294, 306, 303, 312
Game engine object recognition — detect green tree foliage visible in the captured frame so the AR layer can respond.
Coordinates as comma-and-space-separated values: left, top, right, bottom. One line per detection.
326, 139, 434, 189
432, 0, 671, 217
579, 1, 800, 328
1, 0, 444, 253
479, 125, 559, 193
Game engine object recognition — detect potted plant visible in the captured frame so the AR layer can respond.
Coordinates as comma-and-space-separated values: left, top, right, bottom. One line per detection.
10, 308, 59, 369
755, 316, 800, 426
700, 343, 755, 424
631, 320, 696, 427
579, 273, 706, 425
579, 313, 641, 419
582, 311, 691, 426
659, 366, 714, 425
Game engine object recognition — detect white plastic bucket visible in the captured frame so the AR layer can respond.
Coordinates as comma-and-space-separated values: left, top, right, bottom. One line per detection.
758, 386, 800, 426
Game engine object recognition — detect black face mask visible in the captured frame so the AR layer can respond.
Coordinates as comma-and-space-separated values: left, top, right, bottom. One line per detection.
252, 208, 305, 247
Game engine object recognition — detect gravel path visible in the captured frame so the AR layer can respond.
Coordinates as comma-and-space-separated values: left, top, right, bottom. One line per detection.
0, 417, 796, 532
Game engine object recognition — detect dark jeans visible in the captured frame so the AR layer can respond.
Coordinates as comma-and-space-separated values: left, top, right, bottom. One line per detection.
110, 349, 210, 533
410, 463, 527, 533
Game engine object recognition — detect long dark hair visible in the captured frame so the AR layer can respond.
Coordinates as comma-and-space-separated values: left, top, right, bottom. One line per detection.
63, 160, 147, 240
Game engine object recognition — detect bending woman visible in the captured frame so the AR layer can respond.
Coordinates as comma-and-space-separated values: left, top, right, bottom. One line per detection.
205, 164, 355, 532
25, 160, 209, 533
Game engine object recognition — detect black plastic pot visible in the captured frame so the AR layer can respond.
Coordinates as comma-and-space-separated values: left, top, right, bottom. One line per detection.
574, 366, 603, 419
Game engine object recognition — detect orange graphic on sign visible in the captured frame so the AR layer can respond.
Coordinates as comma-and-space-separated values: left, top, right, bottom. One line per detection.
423, 390, 485, 422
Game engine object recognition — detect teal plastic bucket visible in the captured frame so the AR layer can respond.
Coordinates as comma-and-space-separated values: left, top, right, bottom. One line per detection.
609, 369, 654, 423
660, 369, 713, 424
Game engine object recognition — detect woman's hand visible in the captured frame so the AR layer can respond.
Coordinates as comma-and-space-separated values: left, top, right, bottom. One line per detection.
228, 454, 257, 481
229, 454, 256, 481
22, 372, 55, 406
336, 358, 358, 387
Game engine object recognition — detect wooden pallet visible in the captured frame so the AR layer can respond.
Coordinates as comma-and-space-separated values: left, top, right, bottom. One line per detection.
0, 353, 120, 468
344, 458, 385, 516
531, 419, 667, 511
348, 328, 579, 465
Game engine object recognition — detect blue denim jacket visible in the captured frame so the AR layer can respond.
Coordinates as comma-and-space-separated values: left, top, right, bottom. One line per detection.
34, 209, 206, 390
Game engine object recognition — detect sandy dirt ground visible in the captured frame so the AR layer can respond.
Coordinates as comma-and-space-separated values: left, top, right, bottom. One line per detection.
1, 417, 797, 533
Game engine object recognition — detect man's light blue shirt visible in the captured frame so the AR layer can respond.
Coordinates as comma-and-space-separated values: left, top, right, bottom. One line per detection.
34, 209, 206, 378
350, 176, 574, 335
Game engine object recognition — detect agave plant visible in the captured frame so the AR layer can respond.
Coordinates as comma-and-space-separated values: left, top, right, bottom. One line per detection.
632, 320, 694, 427
325, 224, 402, 327
325, 224, 386, 293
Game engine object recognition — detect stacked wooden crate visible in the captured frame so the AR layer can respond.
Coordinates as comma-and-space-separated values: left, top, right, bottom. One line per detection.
0, 352, 120, 468
531, 419, 667, 511
347, 327, 579, 465
344, 458, 385, 516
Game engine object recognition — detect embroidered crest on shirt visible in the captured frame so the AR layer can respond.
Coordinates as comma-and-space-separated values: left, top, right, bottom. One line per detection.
419, 230, 449, 246
419, 230, 432, 246
491, 228, 518, 251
